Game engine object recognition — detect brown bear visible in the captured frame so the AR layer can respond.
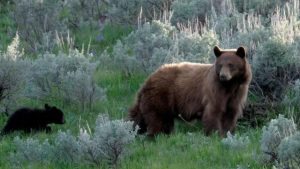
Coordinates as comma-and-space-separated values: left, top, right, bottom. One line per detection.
129, 46, 252, 137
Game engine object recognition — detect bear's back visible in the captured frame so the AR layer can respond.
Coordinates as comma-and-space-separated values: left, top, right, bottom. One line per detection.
150, 62, 212, 83
2, 108, 45, 132
141, 62, 212, 94
6, 108, 34, 124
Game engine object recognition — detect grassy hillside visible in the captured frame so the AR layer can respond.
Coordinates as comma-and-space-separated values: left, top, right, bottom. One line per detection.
0, 0, 299, 168
0, 67, 271, 169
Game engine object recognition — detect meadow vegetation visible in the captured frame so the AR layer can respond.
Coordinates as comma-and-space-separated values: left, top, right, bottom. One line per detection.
0, 0, 300, 168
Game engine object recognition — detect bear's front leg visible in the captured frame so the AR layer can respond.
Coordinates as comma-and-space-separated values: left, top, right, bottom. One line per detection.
221, 106, 241, 136
221, 84, 248, 136
38, 126, 52, 133
201, 104, 222, 136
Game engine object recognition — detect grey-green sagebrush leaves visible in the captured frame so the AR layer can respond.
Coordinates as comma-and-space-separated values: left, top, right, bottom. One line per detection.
0, 56, 29, 114
53, 131, 82, 164
0, 33, 29, 115
221, 132, 250, 150
9, 114, 138, 166
278, 132, 300, 168
12, 0, 68, 53
260, 115, 297, 162
9, 137, 54, 165
107, 0, 173, 25
107, 20, 217, 76
282, 80, 300, 126
171, 0, 212, 25
93, 115, 138, 165
27, 50, 105, 112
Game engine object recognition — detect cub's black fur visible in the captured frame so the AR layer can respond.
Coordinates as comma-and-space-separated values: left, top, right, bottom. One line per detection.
1, 104, 65, 135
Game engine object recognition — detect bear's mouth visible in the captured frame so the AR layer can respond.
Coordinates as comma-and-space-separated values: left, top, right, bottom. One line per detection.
219, 75, 231, 81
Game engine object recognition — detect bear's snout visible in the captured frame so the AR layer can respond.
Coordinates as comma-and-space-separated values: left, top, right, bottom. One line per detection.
219, 73, 232, 81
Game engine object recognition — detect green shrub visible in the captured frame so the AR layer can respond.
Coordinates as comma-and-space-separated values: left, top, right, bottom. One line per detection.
10, 137, 54, 165
252, 40, 297, 100
171, 0, 212, 25
260, 115, 297, 162
53, 131, 81, 164
9, 114, 138, 166
221, 132, 250, 150
107, 20, 175, 75
62, 0, 106, 29
278, 132, 300, 168
107, 0, 173, 25
234, 0, 290, 17
282, 80, 300, 125
0, 33, 29, 115
12, 0, 67, 53
106, 20, 217, 76
283, 80, 300, 106
27, 50, 105, 112
106, 0, 142, 25
78, 115, 138, 166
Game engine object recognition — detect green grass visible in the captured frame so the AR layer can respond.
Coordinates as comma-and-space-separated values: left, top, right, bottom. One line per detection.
73, 24, 133, 54
94, 67, 146, 119
122, 130, 268, 169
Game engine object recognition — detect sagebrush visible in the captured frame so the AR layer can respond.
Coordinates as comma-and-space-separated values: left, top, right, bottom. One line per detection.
260, 115, 297, 162
9, 114, 138, 167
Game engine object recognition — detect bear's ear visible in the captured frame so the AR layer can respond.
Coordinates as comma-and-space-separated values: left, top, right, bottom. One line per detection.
236, 46, 246, 58
44, 104, 50, 109
214, 46, 222, 57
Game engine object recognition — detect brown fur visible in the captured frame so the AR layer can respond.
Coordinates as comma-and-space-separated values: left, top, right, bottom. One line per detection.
129, 46, 252, 137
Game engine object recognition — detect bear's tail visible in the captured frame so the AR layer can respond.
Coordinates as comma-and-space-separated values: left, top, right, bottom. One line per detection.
129, 94, 147, 134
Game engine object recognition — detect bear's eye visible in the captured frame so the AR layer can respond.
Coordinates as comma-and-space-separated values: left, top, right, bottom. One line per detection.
228, 63, 235, 69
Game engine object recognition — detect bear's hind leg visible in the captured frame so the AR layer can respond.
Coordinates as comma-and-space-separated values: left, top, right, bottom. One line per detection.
129, 104, 147, 134
136, 117, 147, 134
162, 114, 175, 134
145, 112, 174, 137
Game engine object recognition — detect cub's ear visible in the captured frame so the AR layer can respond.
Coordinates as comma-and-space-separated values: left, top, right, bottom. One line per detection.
44, 104, 50, 109
236, 46, 246, 58
214, 46, 222, 57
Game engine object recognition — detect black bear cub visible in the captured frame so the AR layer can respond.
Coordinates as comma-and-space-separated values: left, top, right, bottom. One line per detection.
1, 104, 65, 135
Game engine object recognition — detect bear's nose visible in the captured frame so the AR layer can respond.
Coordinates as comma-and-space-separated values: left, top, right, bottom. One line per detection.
219, 75, 228, 81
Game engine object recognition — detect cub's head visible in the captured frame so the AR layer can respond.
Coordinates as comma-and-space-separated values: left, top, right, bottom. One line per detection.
214, 46, 247, 82
44, 104, 65, 124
